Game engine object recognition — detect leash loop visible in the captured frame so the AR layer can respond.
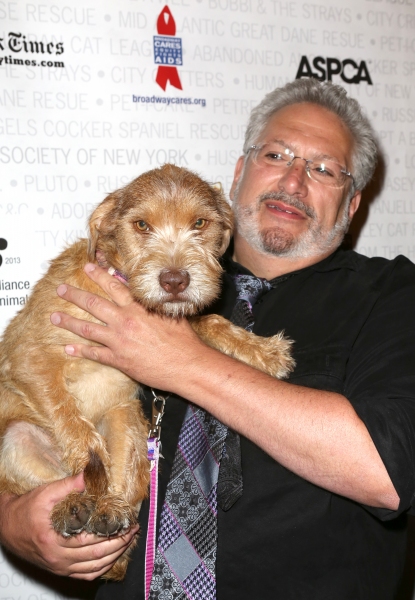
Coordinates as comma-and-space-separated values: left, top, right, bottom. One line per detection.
145, 389, 169, 599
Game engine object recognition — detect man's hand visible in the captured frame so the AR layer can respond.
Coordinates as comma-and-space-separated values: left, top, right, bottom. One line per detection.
0, 473, 138, 580
50, 263, 204, 394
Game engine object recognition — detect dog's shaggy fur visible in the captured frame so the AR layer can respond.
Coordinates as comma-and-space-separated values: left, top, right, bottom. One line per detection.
0, 164, 294, 580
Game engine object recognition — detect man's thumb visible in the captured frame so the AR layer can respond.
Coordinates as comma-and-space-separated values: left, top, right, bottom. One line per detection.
46, 472, 86, 505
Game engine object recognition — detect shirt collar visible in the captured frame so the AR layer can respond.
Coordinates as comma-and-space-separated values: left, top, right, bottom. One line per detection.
222, 243, 357, 287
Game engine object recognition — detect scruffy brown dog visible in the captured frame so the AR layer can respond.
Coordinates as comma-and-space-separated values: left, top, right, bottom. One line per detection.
0, 164, 293, 580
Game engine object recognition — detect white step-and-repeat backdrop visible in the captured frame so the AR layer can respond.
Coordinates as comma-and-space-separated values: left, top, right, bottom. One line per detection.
0, 0, 414, 598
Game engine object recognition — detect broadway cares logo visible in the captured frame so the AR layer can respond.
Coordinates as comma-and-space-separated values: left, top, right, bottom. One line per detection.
134, 6, 206, 108
296, 55, 373, 85
153, 5, 183, 91
0, 32, 64, 68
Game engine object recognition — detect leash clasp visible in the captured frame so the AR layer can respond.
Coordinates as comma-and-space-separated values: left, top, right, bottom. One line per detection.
148, 390, 167, 441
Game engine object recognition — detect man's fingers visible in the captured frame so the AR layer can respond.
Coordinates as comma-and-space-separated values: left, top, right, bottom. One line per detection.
64, 342, 113, 363
68, 548, 126, 580
51, 308, 108, 343
50, 285, 139, 366
65, 528, 139, 579
50, 308, 117, 364
83, 263, 133, 306
65, 525, 139, 549
55, 283, 118, 324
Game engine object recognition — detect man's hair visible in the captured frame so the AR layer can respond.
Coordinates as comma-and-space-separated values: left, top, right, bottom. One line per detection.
243, 78, 378, 191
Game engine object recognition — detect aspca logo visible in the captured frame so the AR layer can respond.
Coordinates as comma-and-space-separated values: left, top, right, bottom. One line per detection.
295, 56, 372, 85
153, 5, 182, 91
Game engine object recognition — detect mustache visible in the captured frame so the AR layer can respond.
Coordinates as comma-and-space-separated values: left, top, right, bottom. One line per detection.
258, 192, 316, 220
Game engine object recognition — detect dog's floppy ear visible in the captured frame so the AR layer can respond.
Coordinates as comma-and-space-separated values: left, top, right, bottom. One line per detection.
87, 192, 120, 262
212, 182, 234, 256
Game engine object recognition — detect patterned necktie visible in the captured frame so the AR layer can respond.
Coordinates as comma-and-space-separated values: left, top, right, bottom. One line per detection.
217, 274, 272, 511
149, 274, 272, 599
230, 274, 272, 331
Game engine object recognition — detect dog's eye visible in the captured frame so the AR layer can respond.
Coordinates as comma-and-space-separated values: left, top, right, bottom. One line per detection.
135, 220, 150, 232
194, 219, 207, 230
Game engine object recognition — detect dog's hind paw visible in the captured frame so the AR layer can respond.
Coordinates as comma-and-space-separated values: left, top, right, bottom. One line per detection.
51, 491, 95, 536
86, 495, 137, 537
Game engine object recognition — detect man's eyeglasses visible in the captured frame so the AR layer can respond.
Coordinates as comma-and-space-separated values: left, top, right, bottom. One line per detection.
247, 142, 354, 189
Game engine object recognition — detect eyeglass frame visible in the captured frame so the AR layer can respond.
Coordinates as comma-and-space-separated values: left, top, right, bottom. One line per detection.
247, 143, 355, 190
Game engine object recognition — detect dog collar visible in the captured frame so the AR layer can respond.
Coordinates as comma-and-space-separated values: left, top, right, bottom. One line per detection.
107, 266, 129, 284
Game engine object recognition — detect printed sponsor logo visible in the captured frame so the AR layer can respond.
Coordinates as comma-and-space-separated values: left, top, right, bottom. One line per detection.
0, 32, 65, 69
153, 6, 182, 91
295, 55, 373, 85
0, 238, 7, 268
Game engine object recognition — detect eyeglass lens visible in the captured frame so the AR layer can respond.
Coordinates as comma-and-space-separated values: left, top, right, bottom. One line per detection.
251, 143, 351, 188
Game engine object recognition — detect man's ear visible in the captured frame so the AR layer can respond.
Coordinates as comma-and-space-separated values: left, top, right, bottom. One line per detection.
348, 190, 361, 221
229, 156, 246, 202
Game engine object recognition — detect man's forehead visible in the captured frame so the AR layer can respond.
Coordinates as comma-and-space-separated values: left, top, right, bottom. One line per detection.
266, 102, 347, 130
260, 103, 354, 164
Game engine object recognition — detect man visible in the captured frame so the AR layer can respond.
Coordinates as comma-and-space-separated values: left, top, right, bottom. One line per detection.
1, 79, 415, 599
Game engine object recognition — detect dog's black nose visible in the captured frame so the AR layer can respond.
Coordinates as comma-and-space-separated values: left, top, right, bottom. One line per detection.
159, 269, 190, 296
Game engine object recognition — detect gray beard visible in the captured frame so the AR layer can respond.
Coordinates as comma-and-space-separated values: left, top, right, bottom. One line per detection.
233, 190, 350, 260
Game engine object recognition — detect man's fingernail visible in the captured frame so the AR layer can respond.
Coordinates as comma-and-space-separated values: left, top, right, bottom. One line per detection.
65, 345, 75, 355
50, 313, 61, 325
85, 263, 96, 273
57, 284, 67, 296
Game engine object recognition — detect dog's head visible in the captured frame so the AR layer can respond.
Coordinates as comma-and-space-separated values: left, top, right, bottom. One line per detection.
88, 164, 233, 317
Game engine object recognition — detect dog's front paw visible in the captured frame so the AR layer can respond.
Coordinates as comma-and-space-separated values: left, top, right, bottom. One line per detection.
51, 491, 95, 536
191, 314, 295, 379
251, 331, 295, 379
229, 329, 295, 379
86, 495, 137, 537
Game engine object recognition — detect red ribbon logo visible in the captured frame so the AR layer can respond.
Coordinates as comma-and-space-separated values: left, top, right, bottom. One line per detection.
157, 5, 176, 36
155, 6, 182, 91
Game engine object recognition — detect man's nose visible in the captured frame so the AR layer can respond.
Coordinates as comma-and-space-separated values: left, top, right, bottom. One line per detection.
277, 157, 309, 194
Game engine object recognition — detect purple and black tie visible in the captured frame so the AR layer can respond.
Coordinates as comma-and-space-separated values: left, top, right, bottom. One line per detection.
148, 274, 272, 600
